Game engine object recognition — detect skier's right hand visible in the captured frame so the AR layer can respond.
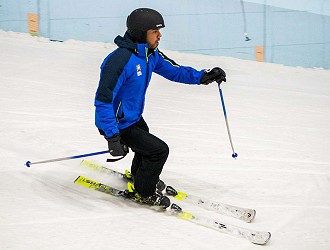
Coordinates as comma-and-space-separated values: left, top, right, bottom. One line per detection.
106, 134, 128, 157
200, 67, 226, 85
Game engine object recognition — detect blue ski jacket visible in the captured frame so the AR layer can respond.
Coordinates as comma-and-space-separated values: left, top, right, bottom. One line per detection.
95, 32, 204, 137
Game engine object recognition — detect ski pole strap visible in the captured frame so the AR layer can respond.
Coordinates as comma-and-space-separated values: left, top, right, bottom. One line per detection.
106, 154, 127, 162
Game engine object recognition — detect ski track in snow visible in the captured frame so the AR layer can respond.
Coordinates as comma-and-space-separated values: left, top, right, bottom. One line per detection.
1, 31, 330, 249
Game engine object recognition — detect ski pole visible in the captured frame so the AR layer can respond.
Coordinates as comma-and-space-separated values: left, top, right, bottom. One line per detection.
25, 150, 109, 167
240, 0, 251, 41
217, 83, 238, 159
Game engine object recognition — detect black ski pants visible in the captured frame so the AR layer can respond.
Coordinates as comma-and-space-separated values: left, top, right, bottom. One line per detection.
120, 117, 169, 197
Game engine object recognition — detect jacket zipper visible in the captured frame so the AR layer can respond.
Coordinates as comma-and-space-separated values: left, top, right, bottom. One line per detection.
115, 101, 122, 123
142, 47, 150, 115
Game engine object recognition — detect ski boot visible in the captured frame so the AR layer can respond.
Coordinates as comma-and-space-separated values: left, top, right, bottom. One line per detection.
156, 179, 166, 192
124, 170, 166, 193
123, 182, 171, 209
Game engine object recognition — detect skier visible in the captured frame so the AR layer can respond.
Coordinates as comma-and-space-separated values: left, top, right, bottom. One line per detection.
95, 8, 226, 207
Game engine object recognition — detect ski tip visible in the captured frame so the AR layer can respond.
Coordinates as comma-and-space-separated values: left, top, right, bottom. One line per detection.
264, 232, 272, 244
25, 161, 31, 167
252, 231, 271, 245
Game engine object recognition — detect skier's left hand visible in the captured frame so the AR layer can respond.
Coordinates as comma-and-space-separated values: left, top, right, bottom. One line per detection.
106, 134, 129, 157
200, 67, 226, 85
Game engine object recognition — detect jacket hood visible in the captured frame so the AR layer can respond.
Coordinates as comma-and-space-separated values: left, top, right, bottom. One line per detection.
114, 32, 137, 50
114, 32, 154, 58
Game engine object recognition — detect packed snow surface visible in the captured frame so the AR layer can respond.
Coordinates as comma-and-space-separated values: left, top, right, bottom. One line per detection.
1, 31, 330, 249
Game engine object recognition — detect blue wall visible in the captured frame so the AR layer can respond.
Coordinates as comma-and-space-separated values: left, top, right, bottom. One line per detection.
0, 0, 329, 69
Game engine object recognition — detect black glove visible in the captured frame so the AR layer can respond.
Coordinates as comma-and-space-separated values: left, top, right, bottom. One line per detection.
106, 134, 128, 157
200, 67, 226, 85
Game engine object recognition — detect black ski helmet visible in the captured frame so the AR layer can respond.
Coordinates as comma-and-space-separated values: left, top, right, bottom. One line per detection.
126, 8, 165, 43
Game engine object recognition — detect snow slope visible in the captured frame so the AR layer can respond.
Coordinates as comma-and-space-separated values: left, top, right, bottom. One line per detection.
1, 30, 330, 249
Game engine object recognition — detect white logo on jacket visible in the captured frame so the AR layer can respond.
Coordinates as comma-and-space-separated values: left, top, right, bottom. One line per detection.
136, 64, 142, 76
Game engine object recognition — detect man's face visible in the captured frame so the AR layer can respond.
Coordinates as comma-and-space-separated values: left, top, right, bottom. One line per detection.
146, 29, 162, 49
